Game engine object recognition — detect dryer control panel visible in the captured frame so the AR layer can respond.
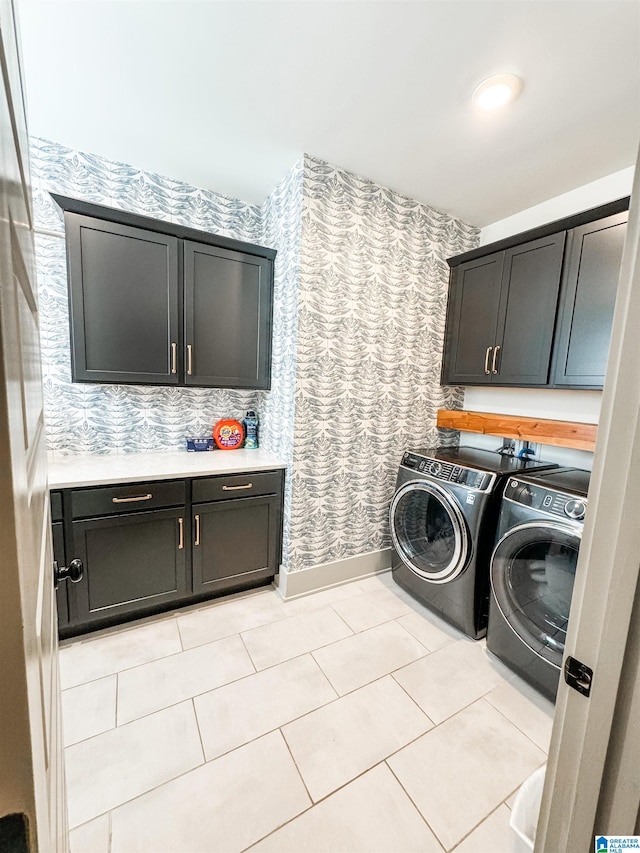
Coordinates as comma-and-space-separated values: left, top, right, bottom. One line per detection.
505, 478, 587, 522
402, 452, 490, 491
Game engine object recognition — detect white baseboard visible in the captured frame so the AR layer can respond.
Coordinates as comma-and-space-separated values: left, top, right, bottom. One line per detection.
276, 548, 392, 600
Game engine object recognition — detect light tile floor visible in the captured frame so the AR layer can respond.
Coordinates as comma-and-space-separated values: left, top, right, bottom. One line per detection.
61, 571, 554, 853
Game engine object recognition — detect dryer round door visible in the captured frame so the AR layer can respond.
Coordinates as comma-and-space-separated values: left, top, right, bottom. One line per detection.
490, 521, 581, 669
390, 480, 470, 584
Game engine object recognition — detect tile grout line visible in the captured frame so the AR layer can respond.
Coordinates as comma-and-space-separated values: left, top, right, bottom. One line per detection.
175, 615, 186, 651
389, 672, 436, 727
191, 697, 208, 764
61, 588, 291, 682
278, 727, 314, 804
236, 757, 429, 853
66, 579, 497, 844
62, 670, 122, 696
447, 799, 513, 851
201, 672, 412, 765
384, 759, 448, 852
237, 630, 258, 674
71, 703, 211, 834
116, 664, 257, 729
112, 647, 358, 733
483, 692, 553, 755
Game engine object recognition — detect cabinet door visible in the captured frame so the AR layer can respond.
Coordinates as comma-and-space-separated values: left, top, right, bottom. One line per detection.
71, 508, 187, 626
442, 253, 504, 385
52, 521, 69, 628
184, 241, 272, 389
493, 233, 566, 385
192, 496, 279, 595
551, 212, 627, 387
66, 213, 180, 384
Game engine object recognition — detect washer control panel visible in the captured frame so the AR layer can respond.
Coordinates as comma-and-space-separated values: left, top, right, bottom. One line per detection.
402, 452, 489, 490
505, 478, 587, 522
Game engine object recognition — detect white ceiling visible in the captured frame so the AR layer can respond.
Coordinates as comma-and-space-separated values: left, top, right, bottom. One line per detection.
16, 0, 640, 226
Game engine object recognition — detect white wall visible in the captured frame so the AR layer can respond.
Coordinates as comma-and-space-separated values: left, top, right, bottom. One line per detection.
479, 167, 634, 246
460, 166, 636, 471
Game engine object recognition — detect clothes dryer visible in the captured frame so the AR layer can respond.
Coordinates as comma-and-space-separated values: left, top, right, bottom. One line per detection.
486, 467, 590, 700
390, 447, 557, 639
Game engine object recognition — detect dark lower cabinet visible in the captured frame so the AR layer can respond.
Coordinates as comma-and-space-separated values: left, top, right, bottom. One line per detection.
71, 508, 188, 627
52, 520, 69, 627
56, 470, 284, 638
51, 491, 69, 628
193, 495, 280, 596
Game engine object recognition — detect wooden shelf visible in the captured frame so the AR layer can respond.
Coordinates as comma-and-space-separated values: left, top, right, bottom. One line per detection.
437, 409, 597, 452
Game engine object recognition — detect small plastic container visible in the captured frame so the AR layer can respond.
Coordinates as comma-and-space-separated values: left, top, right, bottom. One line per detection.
185, 437, 215, 452
510, 765, 546, 852
212, 419, 244, 450
243, 410, 259, 449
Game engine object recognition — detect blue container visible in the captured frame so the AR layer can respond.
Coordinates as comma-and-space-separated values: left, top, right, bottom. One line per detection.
186, 437, 215, 452
243, 411, 259, 449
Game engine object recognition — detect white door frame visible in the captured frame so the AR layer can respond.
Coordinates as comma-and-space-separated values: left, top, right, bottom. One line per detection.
536, 146, 640, 850
0, 1, 68, 849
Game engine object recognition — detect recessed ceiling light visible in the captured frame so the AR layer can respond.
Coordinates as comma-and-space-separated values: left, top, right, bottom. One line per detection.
472, 74, 522, 111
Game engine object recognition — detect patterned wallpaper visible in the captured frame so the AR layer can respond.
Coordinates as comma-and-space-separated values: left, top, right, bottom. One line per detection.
31, 138, 269, 455
285, 157, 478, 570
260, 158, 304, 568
31, 138, 479, 574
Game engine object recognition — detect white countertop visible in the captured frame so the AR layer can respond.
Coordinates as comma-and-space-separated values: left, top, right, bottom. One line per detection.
48, 449, 287, 489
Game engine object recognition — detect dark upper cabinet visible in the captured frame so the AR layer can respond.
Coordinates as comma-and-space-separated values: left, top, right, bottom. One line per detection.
442, 233, 565, 386
442, 198, 629, 390
184, 241, 272, 389
551, 212, 628, 387
494, 234, 566, 385
65, 214, 180, 385
442, 253, 504, 384
54, 195, 275, 390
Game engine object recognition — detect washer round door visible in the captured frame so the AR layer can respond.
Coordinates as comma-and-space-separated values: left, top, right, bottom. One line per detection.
390, 480, 470, 584
490, 521, 581, 669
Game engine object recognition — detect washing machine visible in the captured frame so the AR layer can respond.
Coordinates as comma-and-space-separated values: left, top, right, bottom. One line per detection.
486, 467, 590, 701
390, 447, 557, 639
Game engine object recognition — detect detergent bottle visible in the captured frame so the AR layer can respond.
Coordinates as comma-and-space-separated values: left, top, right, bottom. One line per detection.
243, 411, 259, 449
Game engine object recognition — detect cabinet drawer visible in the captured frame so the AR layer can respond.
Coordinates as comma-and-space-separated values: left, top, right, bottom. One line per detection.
192, 471, 281, 503
51, 491, 63, 522
72, 480, 186, 519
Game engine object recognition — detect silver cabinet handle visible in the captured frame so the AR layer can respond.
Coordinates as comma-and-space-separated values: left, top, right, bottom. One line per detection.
178, 517, 184, 550
171, 342, 177, 374
484, 346, 493, 375
194, 514, 200, 546
222, 483, 253, 491
492, 345, 501, 374
112, 494, 153, 503
186, 344, 193, 376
